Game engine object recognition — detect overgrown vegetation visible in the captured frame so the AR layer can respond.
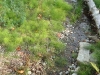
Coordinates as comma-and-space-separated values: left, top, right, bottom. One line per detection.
94, 0, 100, 9
0, 1, 85, 74
77, 63, 95, 75
87, 42, 100, 68
0, 0, 25, 27
78, 42, 100, 75
0, 0, 77, 70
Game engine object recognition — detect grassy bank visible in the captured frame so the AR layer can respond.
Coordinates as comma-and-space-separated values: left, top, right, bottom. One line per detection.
0, 1, 85, 74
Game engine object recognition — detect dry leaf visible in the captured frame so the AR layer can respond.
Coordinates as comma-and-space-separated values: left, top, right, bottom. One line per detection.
57, 33, 61, 38
16, 46, 21, 51
17, 70, 24, 74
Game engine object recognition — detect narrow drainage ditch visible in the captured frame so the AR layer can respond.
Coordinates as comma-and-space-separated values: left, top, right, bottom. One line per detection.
50, 1, 99, 75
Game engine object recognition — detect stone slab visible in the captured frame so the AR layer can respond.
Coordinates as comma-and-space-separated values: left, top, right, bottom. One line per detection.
77, 42, 90, 63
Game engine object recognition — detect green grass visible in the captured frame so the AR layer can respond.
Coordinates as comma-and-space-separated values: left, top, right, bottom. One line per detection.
0, 0, 70, 51
70, 0, 83, 23
0, 0, 73, 69
77, 63, 95, 75
0, 0, 84, 70
87, 42, 100, 68
94, 0, 100, 9
81, 42, 100, 75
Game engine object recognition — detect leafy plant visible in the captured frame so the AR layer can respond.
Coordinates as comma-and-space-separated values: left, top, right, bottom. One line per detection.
90, 62, 99, 73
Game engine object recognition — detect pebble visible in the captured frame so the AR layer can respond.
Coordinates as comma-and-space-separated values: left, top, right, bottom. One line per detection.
75, 66, 80, 72
72, 73, 77, 75
64, 43, 67, 45
59, 71, 63, 75
28, 71, 32, 75
42, 62, 46, 66
70, 70, 75, 72
67, 25, 72, 27
85, 39, 89, 42
60, 34, 65, 39
65, 70, 69, 75
72, 64, 74, 66
69, 66, 73, 69
32, 73, 35, 75
20, 62, 23, 66
0, 46, 1, 49
68, 68, 71, 71
71, 32, 73, 34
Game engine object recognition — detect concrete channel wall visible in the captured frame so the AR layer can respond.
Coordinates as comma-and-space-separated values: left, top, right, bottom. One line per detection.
84, 0, 100, 35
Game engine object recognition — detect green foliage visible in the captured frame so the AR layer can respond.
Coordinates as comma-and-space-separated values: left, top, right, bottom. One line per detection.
71, 52, 77, 59
87, 42, 100, 68
0, 1, 70, 69
83, 42, 100, 75
0, 0, 26, 27
77, 63, 95, 75
70, 0, 83, 23
0, 0, 77, 69
94, 0, 100, 9
0, 28, 22, 51
86, 42, 100, 52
